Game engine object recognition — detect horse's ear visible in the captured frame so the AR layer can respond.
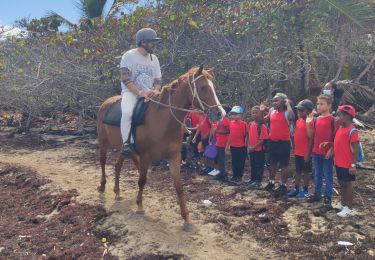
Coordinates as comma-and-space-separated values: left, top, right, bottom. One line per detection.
168, 81, 178, 92
206, 67, 214, 76
196, 64, 204, 75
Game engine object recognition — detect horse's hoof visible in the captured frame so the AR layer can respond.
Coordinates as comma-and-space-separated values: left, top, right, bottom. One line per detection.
97, 186, 105, 193
135, 210, 145, 215
183, 223, 193, 232
115, 195, 123, 201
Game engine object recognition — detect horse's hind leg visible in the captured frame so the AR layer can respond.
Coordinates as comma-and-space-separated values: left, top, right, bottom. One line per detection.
97, 139, 109, 193
169, 155, 192, 231
136, 156, 150, 214
114, 155, 125, 200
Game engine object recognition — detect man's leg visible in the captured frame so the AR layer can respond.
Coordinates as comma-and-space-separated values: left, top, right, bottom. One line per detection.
120, 92, 137, 155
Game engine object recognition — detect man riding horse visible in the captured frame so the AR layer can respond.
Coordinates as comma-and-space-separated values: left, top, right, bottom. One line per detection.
120, 28, 162, 156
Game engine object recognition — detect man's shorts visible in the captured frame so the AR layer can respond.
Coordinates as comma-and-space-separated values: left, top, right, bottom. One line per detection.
336, 166, 356, 182
295, 155, 312, 173
269, 140, 291, 167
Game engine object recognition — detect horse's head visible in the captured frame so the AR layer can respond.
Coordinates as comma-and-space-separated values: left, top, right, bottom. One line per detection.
186, 65, 226, 117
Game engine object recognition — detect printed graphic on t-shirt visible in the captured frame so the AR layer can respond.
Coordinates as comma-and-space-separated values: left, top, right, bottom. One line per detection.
133, 64, 154, 91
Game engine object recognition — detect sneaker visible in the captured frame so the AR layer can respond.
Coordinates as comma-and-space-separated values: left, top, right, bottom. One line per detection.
121, 142, 133, 156
287, 188, 299, 197
334, 202, 344, 211
337, 206, 353, 218
228, 177, 242, 185
248, 181, 261, 189
273, 185, 287, 197
307, 194, 321, 203
296, 190, 309, 199
214, 173, 227, 181
208, 169, 220, 176
264, 182, 275, 192
324, 197, 332, 206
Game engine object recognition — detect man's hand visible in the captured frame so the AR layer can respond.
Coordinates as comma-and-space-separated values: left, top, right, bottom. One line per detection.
140, 90, 157, 102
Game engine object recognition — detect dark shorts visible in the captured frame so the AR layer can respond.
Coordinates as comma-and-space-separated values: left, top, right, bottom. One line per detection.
269, 140, 291, 167
295, 155, 312, 173
336, 166, 356, 182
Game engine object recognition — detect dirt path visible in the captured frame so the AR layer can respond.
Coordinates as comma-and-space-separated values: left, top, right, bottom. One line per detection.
1, 132, 374, 259
0, 135, 279, 259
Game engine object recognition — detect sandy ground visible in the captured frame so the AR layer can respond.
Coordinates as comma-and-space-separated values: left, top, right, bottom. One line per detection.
0, 129, 374, 259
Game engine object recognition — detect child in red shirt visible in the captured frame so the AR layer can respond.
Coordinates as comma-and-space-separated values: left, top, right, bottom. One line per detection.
288, 99, 314, 198
229, 106, 248, 184
332, 105, 360, 217
307, 94, 337, 206
247, 106, 269, 188
261, 93, 295, 197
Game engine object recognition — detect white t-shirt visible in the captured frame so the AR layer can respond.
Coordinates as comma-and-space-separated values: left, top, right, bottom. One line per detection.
120, 48, 162, 95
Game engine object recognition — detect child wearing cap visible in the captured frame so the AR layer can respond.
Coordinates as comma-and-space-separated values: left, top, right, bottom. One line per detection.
229, 106, 248, 184
261, 93, 295, 197
307, 94, 337, 206
324, 105, 360, 217
247, 106, 269, 188
288, 99, 314, 198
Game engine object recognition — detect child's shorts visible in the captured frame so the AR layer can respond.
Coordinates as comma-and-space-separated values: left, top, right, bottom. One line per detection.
269, 140, 291, 167
295, 155, 312, 173
336, 166, 356, 182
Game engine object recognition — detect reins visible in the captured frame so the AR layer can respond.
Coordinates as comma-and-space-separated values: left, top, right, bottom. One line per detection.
148, 72, 220, 132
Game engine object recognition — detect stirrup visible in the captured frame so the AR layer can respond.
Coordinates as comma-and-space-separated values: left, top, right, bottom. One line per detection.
121, 142, 134, 156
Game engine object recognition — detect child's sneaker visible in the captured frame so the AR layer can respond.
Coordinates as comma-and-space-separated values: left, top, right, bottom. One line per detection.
273, 185, 287, 197
337, 206, 353, 218
264, 181, 275, 192
247, 181, 261, 189
307, 194, 321, 203
208, 169, 220, 176
334, 202, 344, 211
287, 188, 299, 197
296, 190, 309, 199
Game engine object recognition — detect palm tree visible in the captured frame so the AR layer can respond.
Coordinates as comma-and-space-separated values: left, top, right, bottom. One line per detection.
45, 0, 132, 29
320, 0, 375, 30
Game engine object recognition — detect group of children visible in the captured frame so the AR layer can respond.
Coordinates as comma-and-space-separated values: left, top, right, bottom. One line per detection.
184, 92, 361, 218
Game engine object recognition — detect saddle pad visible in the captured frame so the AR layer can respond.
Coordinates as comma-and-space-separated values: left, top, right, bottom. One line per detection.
103, 99, 122, 127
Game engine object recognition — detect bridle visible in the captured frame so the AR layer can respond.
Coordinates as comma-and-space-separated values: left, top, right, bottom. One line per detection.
148, 72, 221, 132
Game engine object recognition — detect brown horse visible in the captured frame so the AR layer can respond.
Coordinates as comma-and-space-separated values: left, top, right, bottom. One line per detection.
97, 65, 225, 231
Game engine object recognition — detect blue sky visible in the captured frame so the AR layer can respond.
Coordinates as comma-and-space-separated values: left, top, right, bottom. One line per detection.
0, 0, 115, 26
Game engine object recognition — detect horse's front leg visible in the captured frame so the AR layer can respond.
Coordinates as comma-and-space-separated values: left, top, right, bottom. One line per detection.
136, 156, 150, 214
113, 155, 125, 200
169, 155, 192, 231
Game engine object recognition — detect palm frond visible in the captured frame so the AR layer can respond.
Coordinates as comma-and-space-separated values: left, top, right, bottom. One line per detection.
107, 0, 129, 19
45, 11, 75, 28
74, 0, 107, 19
320, 0, 375, 29
338, 80, 375, 111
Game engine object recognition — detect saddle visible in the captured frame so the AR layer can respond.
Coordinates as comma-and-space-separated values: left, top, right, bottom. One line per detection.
103, 98, 149, 148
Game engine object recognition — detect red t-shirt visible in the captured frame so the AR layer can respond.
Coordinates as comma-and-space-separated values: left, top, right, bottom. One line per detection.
229, 120, 247, 147
248, 122, 268, 151
198, 114, 211, 139
312, 115, 337, 156
294, 118, 313, 157
334, 126, 360, 168
189, 112, 201, 128
269, 110, 290, 141
215, 117, 230, 148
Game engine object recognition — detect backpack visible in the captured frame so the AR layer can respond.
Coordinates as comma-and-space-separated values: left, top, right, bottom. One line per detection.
349, 128, 364, 162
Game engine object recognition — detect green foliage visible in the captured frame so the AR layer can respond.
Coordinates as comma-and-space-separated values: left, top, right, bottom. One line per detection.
1, 0, 375, 130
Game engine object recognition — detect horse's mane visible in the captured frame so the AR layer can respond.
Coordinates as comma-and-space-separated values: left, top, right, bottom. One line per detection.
158, 67, 214, 98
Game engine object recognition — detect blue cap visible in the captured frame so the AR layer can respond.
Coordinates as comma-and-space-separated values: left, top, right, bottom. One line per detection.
230, 106, 244, 114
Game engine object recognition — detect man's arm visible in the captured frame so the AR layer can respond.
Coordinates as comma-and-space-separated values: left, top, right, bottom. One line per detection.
153, 78, 162, 92
121, 67, 156, 100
